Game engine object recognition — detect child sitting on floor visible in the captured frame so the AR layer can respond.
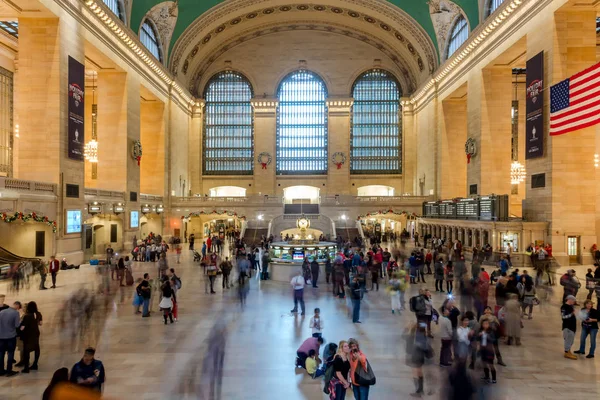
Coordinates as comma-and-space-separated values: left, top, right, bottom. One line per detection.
305, 349, 324, 379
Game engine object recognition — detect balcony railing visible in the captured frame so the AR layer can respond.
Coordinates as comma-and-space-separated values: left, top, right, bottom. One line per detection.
140, 193, 164, 203
172, 195, 282, 206
321, 195, 434, 206
171, 194, 433, 208
84, 188, 125, 200
0, 177, 57, 195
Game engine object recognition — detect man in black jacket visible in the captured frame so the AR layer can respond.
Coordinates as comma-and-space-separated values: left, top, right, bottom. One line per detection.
310, 259, 320, 288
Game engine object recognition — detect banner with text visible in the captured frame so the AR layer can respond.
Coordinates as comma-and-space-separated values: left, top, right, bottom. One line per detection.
525, 51, 544, 159
68, 56, 85, 161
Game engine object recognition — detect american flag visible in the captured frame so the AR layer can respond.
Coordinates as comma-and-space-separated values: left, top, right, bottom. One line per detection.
550, 61, 600, 136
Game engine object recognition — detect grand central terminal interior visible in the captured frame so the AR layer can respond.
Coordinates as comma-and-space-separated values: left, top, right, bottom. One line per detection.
0, 0, 599, 399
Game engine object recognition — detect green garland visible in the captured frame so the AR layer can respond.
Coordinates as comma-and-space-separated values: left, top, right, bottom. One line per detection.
1, 211, 57, 233
356, 209, 418, 221
181, 210, 247, 221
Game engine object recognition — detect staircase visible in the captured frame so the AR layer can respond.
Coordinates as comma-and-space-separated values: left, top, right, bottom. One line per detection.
335, 228, 360, 242
243, 228, 268, 247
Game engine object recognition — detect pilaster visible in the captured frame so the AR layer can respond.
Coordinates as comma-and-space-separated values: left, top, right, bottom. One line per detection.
326, 98, 353, 195
251, 99, 278, 195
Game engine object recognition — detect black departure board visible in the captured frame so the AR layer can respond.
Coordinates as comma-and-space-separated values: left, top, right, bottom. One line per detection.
422, 195, 508, 221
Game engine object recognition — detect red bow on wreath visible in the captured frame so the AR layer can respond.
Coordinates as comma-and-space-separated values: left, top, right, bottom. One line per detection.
261, 162, 267, 169
335, 163, 343, 169
136, 156, 141, 166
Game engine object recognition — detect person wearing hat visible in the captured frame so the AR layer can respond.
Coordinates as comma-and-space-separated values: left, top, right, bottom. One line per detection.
561, 295, 579, 359
560, 269, 581, 302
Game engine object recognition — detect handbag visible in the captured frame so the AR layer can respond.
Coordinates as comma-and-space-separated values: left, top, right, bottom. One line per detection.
354, 359, 376, 386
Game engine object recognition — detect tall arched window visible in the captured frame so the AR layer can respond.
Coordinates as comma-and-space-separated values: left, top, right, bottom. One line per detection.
140, 19, 162, 62
276, 70, 328, 175
203, 71, 254, 175
351, 69, 401, 174
485, 0, 505, 18
446, 15, 468, 59
103, 0, 125, 23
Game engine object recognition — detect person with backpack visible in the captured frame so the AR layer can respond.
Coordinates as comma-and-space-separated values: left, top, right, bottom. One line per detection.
445, 261, 455, 294
411, 288, 433, 338
425, 250, 433, 275
168, 268, 181, 321
137, 273, 151, 317
350, 275, 363, 323
348, 338, 374, 400
388, 271, 406, 314
220, 257, 233, 289
434, 258, 445, 293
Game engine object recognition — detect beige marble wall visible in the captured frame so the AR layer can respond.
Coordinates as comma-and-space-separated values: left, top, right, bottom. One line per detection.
414, 100, 437, 196
97, 71, 128, 192
440, 98, 467, 198
140, 100, 166, 196
252, 101, 277, 196
16, 18, 61, 184
548, 8, 597, 264
327, 100, 352, 195
168, 99, 190, 198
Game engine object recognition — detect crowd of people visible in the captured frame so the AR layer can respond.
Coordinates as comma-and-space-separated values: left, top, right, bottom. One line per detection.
2, 226, 599, 399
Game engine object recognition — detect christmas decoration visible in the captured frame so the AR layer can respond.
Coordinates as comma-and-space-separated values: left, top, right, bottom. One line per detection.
1, 211, 58, 232
181, 210, 247, 221
257, 152, 272, 169
331, 152, 347, 169
132, 140, 143, 166
356, 209, 418, 221
465, 138, 476, 164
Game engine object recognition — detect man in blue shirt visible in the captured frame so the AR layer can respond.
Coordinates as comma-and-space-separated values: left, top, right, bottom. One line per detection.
70, 347, 105, 392
0, 301, 23, 377
500, 256, 509, 275
238, 254, 251, 285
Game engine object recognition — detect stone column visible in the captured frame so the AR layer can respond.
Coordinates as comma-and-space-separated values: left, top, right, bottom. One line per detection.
251, 99, 278, 195
440, 98, 467, 198
326, 98, 353, 195
402, 97, 416, 195
467, 67, 512, 197
97, 71, 128, 192
16, 17, 86, 262
189, 101, 204, 195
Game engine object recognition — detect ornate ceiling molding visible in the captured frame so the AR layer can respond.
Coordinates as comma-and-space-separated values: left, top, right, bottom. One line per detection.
186, 21, 419, 96
146, 1, 179, 58
168, 1, 439, 93
428, 0, 465, 58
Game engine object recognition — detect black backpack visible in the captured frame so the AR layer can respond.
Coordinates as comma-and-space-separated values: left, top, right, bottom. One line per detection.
409, 295, 425, 313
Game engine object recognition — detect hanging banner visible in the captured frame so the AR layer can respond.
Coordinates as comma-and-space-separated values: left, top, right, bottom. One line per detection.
68, 56, 85, 161
525, 51, 544, 159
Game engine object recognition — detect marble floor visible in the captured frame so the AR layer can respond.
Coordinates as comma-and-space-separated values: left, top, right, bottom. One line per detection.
0, 249, 599, 400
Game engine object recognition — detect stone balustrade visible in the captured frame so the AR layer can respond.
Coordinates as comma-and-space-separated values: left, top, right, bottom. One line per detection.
0, 177, 57, 195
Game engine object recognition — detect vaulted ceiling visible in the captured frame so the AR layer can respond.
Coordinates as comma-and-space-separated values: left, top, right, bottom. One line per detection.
130, 0, 480, 57
127, 0, 482, 95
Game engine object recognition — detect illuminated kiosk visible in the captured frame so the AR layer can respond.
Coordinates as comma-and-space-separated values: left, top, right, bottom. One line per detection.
268, 216, 337, 282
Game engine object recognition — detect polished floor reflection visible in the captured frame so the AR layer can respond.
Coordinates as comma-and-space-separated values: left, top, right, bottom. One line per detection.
0, 249, 598, 400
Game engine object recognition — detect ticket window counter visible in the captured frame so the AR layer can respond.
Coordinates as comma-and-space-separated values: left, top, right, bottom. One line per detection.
568, 236, 580, 265
500, 232, 519, 253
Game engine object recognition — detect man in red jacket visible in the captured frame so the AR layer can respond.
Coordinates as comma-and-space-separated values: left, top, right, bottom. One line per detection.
49, 255, 60, 288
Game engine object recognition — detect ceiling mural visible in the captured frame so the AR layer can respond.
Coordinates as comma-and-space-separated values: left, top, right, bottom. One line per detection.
428, 0, 466, 58
130, 0, 480, 59
145, 1, 179, 57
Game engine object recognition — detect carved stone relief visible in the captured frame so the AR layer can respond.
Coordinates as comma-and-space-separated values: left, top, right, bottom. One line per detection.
428, 0, 464, 58
147, 1, 179, 57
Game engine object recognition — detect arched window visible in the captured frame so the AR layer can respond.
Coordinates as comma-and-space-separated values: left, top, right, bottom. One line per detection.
103, 0, 125, 23
140, 19, 162, 62
351, 69, 401, 174
203, 71, 254, 175
446, 15, 468, 59
485, 0, 505, 18
276, 70, 328, 175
